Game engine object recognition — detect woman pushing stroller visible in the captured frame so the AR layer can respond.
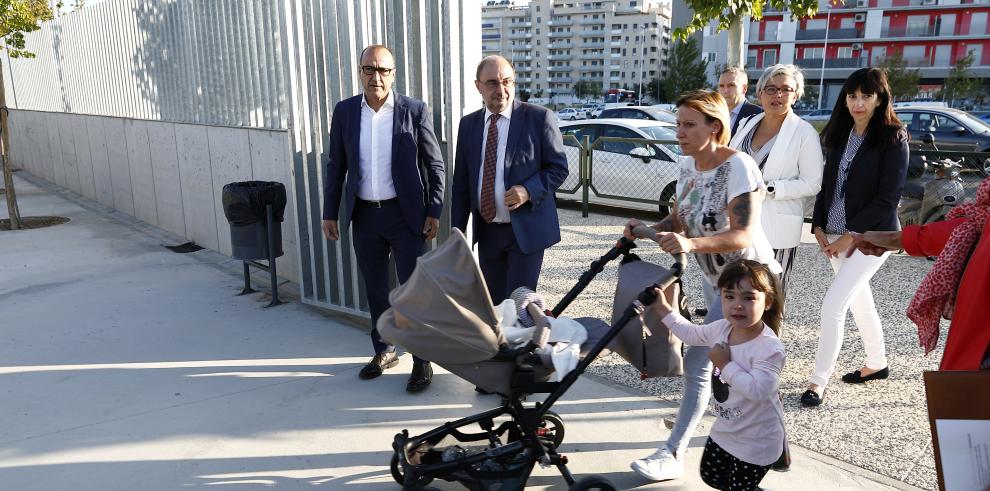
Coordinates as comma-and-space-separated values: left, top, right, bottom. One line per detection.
623, 89, 781, 483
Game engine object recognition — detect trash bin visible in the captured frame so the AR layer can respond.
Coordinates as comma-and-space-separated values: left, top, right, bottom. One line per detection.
222, 181, 287, 260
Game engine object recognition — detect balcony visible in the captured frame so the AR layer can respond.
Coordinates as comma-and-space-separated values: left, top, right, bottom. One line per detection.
508, 31, 532, 39
580, 18, 606, 25
549, 42, 574, 49
549, 30, 571, 38
511, 55, 533, 61
881, 26, 939, 38
580, 29, 607, 36
581, 41, 606, 48
548, 54, 573, 61
550, 77, 574, 83
483, 46, 500, 53
482, 34, 501, 40
580, 51, 605, 59
548, 19, 574, 26
794, 57, 868, 69
795, 28, 862, 40
549, 66, 574, 72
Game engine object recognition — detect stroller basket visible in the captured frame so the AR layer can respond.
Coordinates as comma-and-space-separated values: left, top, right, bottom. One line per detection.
379, 227, 687, 490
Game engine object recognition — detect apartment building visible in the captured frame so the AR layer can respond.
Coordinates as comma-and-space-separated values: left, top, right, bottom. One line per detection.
746, 0, 990, 108
482, 0, 673, 103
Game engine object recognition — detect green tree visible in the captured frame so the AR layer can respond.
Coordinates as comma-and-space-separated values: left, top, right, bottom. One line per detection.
877, 53, 920, 102
1, 0, 54, 230
942, 51, 979, 108
572, 80, 600, 100
661, 38, 709, 101
675, 0, 818, 40
645, 76, 667, 103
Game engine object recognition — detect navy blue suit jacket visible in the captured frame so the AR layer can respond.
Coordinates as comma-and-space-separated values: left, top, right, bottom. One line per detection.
813, 130, 909, 233
322, 93, 445, 235
451, 100, 568, 255
731, 101, 763, 136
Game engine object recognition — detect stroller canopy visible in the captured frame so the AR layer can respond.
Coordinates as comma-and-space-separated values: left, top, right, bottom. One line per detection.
379, 229, 506, 364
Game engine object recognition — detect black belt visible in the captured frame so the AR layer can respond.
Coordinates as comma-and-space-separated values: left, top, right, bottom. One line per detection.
357, 198, 397, 208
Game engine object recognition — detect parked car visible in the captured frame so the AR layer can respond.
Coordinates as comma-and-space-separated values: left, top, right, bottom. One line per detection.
587, 104, 606, 118
556, 119, 682, 215
895, 106, 990, 153
580, 102, 601, 118
802, 109, 832, 122
597, 106, 677, 124
971, 111, 990, 124
556, 108, 583, 121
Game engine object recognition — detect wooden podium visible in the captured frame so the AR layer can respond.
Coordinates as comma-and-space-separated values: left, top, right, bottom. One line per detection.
923, 371, 990, 491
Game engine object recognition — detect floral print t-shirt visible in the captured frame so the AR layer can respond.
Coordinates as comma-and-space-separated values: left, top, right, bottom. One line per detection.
675, 152, 780, 284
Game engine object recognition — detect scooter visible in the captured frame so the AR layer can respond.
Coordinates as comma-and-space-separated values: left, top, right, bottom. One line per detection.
897, 133, 965, 226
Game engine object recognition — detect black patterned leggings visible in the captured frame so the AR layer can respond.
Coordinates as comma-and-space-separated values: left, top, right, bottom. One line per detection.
700, 438, 772, 491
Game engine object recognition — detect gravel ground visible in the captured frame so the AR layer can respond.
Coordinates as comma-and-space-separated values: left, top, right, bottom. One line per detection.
539, 207, 943, 490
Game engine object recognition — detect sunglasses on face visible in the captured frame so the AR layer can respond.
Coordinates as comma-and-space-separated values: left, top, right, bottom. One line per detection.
361, 65, 394, 76
763, 86, 796, 96
481, 78, 515, 90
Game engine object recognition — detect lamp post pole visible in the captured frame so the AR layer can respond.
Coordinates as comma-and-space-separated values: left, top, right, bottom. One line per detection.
817, 6, 832, 110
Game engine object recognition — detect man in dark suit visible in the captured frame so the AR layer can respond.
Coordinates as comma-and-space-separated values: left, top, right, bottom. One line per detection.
451, 55, 568, 305
322, 45, 445, 392
718, 66, 763, 136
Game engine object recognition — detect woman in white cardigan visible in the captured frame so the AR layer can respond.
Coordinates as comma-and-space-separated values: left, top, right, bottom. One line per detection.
730, 64, 824, 300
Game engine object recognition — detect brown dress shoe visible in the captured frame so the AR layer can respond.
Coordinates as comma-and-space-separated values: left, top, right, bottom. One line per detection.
406, 361, 432, 392
359, 351, 399, 379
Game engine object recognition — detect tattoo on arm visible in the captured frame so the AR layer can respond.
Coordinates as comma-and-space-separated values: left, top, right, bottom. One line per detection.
731, 193, 752, 228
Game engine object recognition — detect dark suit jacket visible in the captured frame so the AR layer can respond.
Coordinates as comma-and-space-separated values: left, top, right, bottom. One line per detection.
731, 101, 763, 136
322, 93, 445, 235
812, 130, 909, 233
451, 100, 568, 255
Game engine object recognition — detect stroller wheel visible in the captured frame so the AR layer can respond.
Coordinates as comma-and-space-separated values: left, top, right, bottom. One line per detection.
539, 411, 566, 449
390, 451, 434, 487
569, 475, 617, 491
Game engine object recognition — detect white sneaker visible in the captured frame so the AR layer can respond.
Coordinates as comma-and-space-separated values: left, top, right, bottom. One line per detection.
630, 447, 684, 481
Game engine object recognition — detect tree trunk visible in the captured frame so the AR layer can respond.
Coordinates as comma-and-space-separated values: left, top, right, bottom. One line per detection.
0, 57, 21, 230
727, 18, 745, 68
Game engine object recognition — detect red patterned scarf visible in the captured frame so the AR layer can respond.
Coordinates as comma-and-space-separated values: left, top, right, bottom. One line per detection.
908, 177, 990, 354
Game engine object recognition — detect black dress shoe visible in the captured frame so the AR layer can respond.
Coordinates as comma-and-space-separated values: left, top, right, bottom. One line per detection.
799, 389, 823, 407
474, 385, 496, 395
841, 367, 889, 384
406, 362, 433, 392
359, 351, 399, 380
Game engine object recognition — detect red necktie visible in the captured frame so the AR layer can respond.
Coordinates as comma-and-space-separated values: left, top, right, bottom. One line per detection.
480, 114, 500, 223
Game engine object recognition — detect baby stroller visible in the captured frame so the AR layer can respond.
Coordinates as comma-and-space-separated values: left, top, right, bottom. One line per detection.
378, 227, 688, 490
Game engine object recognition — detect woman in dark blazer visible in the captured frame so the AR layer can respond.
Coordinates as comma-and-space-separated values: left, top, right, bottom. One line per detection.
801, 68, 909, 407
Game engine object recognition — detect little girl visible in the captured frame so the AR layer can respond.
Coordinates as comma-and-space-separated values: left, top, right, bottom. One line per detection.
652, 259, 785, 491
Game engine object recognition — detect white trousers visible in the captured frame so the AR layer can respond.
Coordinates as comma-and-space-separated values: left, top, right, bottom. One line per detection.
811, 242, 890, 389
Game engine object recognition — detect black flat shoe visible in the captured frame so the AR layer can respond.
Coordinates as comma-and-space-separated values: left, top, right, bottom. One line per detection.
359, 351, 399, 380
406, 362, 433, 393
799, 389, 823, 407
841, 367, 889, 384
475, 385, 496, 395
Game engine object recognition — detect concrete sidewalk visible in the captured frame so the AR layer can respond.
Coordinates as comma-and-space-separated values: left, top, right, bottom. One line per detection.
0, 173, 921, 490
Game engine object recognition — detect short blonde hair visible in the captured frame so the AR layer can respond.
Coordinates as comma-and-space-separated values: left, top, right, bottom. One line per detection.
676, 90, 731, 145
756, 64, 805, 99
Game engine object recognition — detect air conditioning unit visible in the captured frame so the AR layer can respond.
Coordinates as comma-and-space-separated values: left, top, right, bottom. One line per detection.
852, 42, 864, 50
854, 13, 866, 22
856, 0, 868, 7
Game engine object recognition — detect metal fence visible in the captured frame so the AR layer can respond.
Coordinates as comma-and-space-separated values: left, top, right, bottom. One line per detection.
556, 135, 681, 217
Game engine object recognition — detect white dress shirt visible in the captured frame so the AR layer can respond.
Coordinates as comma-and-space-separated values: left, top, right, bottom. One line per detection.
358, 91, 396, 201
729, 102, 743, 130
478, 105, 513, 223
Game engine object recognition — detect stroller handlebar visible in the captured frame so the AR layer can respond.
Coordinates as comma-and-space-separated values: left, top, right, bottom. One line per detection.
628, 225, 688, 267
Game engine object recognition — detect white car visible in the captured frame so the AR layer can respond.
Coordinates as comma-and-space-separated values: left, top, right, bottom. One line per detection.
556, 108, 583, 121
556, 119, 682, 215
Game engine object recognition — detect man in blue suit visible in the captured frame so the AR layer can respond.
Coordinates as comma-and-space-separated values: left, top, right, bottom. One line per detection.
718, 66, 763, 136
322, 45, 445, 392
452, 55, 568, 305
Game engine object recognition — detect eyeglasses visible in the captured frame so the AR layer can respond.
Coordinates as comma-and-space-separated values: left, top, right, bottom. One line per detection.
361, 65, 395, 76
763, 85, 796, 96
481, 78, 515, 89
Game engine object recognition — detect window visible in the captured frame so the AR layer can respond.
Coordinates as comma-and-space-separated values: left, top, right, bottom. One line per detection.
599, 125, 641, 154
837, 47, 853, 59
803, 47, 824, 59
763, 49, 776, 66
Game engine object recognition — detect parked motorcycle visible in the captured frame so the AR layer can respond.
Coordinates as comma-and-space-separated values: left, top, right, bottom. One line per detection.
898, 133, 965, 226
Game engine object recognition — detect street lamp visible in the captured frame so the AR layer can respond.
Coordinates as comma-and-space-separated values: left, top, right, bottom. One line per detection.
816, 3, 832, 110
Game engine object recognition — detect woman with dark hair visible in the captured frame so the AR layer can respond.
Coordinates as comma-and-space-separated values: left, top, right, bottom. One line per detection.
801, 67, 909, 407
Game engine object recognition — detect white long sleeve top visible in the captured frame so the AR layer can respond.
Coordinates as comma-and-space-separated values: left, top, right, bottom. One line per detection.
663, 312, 786, 466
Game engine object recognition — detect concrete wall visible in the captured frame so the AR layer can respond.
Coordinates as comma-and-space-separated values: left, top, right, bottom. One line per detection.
7, 109, 299, 283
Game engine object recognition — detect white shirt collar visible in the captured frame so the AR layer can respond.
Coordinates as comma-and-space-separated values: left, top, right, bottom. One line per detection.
730, 102, 743, 116
361, 90, 395, 110
484, 104, 513, 123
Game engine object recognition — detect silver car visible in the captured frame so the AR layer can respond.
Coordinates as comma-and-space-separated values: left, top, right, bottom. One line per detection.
556, 119, 682, 215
